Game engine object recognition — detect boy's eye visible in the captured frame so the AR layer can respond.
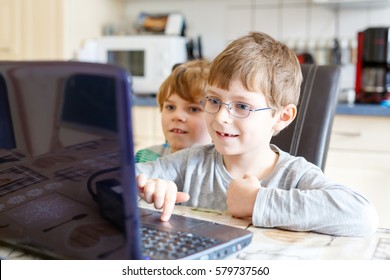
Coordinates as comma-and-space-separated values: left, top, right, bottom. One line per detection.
207, 97, 220, 105
234, 102, 251, 111
165, 104, 176, 111
186, 105, 203, 113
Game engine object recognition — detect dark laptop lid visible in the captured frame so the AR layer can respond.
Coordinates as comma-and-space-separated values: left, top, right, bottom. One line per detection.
0, 61, 142, 259
0, 61, 253, 260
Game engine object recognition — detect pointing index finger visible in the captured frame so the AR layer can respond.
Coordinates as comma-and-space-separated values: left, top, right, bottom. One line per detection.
160, 181, 177, 222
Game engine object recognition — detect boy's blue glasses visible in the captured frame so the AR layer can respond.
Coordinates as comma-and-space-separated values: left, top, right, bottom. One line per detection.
200, 96, 271, 119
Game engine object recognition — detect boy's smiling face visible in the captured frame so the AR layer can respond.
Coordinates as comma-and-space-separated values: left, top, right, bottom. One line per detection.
205, 78, 279, 157
161, 93, 211, 153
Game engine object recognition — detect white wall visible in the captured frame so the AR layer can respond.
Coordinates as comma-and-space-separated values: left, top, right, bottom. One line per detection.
123, 0, 390, 60
63, 0, 124, 59
123, 0, 390, 91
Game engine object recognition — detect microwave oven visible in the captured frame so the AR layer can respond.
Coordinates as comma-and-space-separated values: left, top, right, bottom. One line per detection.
76, 35, 188, 94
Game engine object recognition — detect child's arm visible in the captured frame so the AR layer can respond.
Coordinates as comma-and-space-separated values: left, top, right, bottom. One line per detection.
226, 174, 261, 218
136, 174, 190, 221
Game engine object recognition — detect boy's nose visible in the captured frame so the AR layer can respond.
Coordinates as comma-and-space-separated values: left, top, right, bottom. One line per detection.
172, 110, 187, 122
214, 104, 233, 124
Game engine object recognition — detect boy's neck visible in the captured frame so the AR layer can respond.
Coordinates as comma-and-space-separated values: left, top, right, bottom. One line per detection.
222, 147, 278, 180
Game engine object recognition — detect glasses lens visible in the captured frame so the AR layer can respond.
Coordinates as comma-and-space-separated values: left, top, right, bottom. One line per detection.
202, 97, 219, 113
231, 102, 249, 118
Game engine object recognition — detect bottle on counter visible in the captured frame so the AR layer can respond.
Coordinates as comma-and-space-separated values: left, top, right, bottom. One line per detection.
328, 38, 341, 65
314, 39, 328, 65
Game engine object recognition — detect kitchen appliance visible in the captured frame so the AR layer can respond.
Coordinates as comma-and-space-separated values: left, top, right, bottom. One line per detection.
355, 27, 390, 103
76, 35, 188, 95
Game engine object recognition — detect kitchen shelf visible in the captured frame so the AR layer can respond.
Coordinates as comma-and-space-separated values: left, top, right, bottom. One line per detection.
312, 0, 390, 9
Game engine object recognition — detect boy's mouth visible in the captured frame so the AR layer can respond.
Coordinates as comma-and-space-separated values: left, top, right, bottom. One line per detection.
216, 131, 238, 138
170, 128, 188, 134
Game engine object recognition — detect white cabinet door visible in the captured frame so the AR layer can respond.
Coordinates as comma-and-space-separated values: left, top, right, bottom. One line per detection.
132, 106, 165, 152
20, 0, 63, 59
0, 0, 22, 59
325, 115, 390, 228
0, 0, 124, 60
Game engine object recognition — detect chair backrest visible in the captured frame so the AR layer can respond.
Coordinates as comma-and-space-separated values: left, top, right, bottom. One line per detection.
271, 64, 341, 170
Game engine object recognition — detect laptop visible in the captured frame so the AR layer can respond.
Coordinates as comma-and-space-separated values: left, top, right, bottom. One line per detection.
0, 61, 252, 260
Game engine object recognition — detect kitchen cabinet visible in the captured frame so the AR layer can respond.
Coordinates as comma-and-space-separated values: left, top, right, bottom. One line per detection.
0, 0, 123, 60
132, 106, 165, 152
325, 115, 390, 187
325, 115, 390, 228
0, 0, 22, 59
0, 0, 64, 60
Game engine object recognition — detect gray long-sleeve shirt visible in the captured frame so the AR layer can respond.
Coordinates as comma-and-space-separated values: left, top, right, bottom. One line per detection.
135, 144, 378, 236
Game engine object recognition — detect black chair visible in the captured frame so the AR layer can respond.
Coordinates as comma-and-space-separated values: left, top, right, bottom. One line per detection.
271, 64, 341, 170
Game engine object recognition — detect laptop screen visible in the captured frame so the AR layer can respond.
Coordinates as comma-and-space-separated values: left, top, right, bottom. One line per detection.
0, 61, 142, 259
61, 73, 118, 135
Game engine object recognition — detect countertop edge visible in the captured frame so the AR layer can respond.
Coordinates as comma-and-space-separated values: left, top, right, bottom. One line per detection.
336, 103, 390, 117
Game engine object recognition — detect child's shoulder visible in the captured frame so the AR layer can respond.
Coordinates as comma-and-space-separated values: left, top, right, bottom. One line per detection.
271, 144, 320, 171
135, 144, 170, 163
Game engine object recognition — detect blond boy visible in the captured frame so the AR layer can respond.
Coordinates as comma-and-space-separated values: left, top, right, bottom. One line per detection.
135, 59, 211, 162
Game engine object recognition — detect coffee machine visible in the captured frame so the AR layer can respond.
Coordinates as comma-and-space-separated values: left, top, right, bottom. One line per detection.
355, 27, 390, 103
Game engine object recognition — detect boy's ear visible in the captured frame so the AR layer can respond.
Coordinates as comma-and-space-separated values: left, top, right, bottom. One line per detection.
273, 104, 297, 132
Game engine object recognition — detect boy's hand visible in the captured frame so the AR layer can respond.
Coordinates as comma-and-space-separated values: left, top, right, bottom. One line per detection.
136, 174, 190, 221
226, 174, 261, 218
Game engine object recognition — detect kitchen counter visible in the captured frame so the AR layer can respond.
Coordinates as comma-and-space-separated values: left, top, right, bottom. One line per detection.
132, 94, 158, 107
132, 95, 390, 117
336, 103, 390, 117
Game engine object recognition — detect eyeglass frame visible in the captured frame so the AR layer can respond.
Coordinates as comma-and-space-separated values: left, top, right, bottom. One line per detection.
200, 96, 272, 119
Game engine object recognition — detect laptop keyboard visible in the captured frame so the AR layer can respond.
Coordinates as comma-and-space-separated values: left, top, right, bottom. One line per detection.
141, 225, 219, 259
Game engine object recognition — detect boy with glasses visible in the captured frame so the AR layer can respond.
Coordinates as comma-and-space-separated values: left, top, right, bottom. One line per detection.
136, 32, 377, 236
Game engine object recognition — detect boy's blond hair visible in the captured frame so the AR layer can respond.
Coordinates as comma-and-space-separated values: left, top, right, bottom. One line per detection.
157, 59, 210, 111
208, 32, 302, 112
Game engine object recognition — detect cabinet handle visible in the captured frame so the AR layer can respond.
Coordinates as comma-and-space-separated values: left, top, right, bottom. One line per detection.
333, 131, 361, 137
